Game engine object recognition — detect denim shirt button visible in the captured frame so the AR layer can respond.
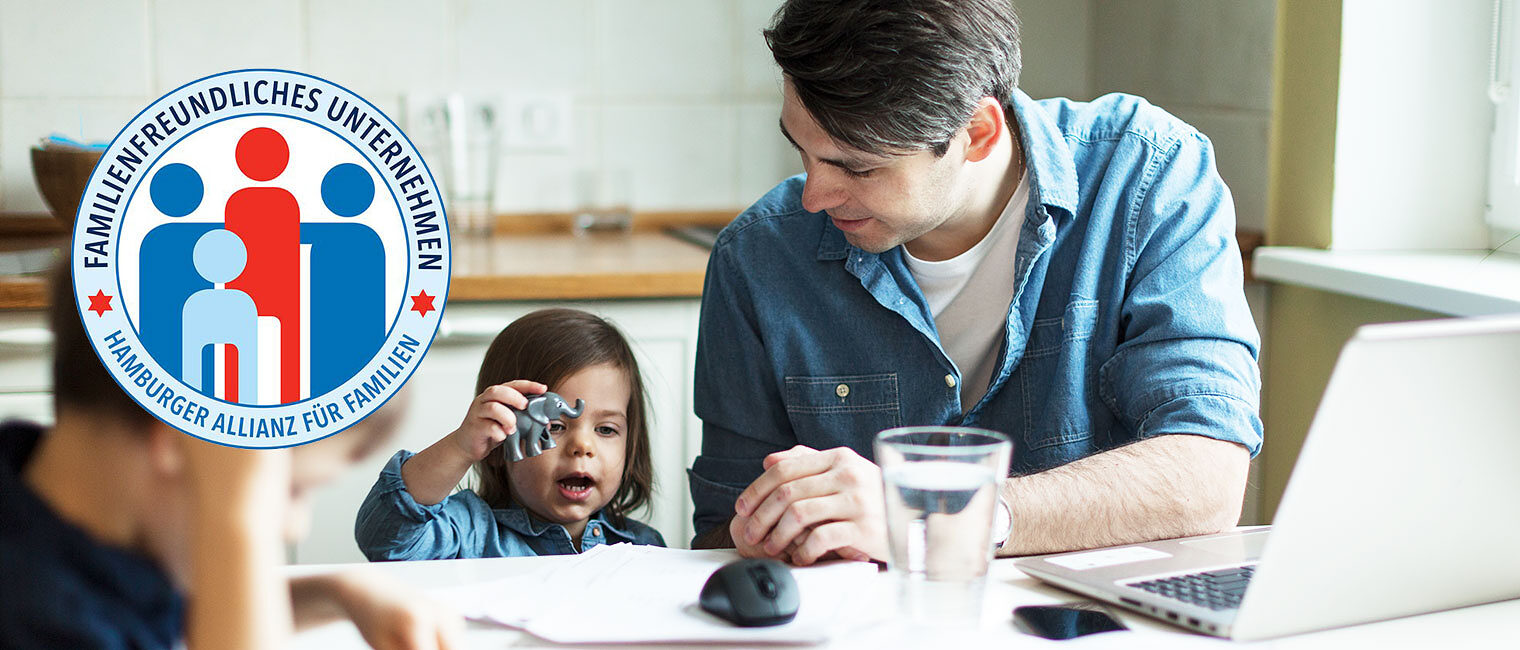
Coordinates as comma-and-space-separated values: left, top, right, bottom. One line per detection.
944, 374, 957, 388
591, 526, 602, 537
835, 383, 850, 398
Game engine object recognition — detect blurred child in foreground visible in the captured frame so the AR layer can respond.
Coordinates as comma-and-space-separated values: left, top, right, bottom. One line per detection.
0, 264, 462, 649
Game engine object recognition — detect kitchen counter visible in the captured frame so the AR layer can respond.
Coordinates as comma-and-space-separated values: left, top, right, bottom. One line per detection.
449, 231, 711, 301
0, 212, 722, 310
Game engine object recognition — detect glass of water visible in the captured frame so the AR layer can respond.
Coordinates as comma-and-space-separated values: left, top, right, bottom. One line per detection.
876, 426, 1012, 625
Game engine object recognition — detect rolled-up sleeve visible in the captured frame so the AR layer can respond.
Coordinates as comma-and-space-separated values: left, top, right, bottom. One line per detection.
1098, 132, 1263, 456
353, 450, 495, 561
689, 238, 796, 540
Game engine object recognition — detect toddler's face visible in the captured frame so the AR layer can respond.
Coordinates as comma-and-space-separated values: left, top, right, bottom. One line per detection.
507, 362, 630, 537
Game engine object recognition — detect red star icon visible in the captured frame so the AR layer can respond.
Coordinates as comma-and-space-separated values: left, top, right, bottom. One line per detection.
410, 290, 436, 316
87, 290, 113, 317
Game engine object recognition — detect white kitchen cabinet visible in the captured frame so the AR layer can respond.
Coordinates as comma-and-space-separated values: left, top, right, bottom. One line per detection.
293, 298, 703, 564
0, 311, 53, 426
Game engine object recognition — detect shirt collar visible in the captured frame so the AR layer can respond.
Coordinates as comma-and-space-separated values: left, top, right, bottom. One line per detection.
814, 88, 1077, 261
494, 504, 637, 542
816, 218, 850, 261
1009, 88, 1079, 217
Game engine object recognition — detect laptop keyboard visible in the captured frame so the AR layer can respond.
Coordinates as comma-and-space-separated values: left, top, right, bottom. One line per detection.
1127, 565, 1256, 611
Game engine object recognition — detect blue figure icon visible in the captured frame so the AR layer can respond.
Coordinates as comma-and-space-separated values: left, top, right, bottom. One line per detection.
141, 163, 219, 386
181, 229, 259, 402
303, 163, 385, 396
150, 162, 203, 217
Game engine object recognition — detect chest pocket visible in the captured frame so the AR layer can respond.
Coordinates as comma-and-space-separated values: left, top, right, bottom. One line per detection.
783, 373, 901, 449
1018, 299, 1100, 452
1024, 299, 1098, 359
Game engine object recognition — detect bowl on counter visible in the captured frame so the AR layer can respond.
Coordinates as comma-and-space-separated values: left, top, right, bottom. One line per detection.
30, 144, 103, 228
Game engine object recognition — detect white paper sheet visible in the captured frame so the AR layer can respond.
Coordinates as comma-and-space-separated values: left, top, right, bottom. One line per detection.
429, 545, 880, 645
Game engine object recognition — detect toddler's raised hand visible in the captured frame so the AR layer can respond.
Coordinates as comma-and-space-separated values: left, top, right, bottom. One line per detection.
400, 379, 548, 507
447, 380, 547, 461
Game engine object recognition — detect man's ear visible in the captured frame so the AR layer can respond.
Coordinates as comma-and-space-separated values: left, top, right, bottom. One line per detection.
145, 422, 186, 478
962, 97, 1007, 163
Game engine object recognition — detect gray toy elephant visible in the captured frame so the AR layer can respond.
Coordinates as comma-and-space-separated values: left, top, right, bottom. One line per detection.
503, 391, 586, 462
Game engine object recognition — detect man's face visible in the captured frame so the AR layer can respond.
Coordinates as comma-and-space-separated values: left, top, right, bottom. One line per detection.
779, 81, 972, 254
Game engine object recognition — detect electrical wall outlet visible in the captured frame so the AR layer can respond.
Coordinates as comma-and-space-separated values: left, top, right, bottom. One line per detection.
501, 92, 572, 153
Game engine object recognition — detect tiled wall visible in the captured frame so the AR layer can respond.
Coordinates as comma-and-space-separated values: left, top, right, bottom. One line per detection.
1016, 0, 1095, 102
0, 0, 800, 214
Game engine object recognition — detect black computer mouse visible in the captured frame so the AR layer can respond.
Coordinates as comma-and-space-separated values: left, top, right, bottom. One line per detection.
699, 558, 800, 627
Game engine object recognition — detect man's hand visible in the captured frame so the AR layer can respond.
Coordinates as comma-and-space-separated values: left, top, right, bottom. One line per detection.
731, 445, 888, 565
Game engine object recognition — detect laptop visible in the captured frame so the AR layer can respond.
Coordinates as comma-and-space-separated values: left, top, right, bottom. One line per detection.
1014, 315, 1520, 640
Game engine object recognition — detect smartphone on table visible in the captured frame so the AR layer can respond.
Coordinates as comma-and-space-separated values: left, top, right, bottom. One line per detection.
1012, 602, 1128, 640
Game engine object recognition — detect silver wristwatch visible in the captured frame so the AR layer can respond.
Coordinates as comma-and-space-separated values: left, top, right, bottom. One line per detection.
991, 494, 1013, 549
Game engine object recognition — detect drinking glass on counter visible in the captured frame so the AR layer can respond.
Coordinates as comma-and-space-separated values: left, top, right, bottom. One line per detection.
875, 426, 1012, 625
572, 167, 632, 236
420, 94, 498, 237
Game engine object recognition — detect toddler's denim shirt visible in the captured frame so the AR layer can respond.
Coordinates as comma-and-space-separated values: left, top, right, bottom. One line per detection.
356, 450, 665, 560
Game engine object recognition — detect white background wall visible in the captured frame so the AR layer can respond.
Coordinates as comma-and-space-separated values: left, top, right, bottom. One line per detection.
0, 0, 1275, 230
0, 0, 802, 214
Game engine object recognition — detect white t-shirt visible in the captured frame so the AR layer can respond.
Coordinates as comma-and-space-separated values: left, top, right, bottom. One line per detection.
903, 172, 1029, 410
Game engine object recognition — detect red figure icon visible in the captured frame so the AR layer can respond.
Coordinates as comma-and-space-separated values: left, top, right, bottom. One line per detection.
223, 127, 301, 403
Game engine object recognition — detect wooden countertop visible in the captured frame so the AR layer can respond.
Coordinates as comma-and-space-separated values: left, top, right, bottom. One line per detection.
449, 231, 711, 301
0, 275, 48, 310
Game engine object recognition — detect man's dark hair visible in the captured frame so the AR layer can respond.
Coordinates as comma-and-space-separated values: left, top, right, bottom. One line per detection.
765, 0, 1021, 157
49, 261, 155, 426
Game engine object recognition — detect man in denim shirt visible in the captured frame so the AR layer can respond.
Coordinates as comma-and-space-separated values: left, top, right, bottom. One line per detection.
689, 0, 1262, 564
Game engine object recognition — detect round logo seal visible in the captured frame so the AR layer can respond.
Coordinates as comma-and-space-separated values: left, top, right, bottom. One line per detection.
71, 69, 449, 448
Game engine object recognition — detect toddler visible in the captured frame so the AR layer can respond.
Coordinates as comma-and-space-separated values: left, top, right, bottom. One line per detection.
356, 308, 664, 558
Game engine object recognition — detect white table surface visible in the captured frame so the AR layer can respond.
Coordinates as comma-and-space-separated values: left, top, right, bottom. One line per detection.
286, 552, 1520, 649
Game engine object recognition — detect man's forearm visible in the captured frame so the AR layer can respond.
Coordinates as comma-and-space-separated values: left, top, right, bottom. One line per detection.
998, 434, 1249, 556
690, 516, 737, 549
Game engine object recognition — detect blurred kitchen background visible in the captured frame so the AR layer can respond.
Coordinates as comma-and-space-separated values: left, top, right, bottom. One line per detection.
2, 0, 1513, 562
0, 0, 1273, 227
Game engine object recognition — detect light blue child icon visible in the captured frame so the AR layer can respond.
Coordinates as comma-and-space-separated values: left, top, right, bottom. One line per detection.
180, 229, 259, 401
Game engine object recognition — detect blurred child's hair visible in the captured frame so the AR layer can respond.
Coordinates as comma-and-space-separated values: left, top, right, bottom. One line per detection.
470, 308, 654, 525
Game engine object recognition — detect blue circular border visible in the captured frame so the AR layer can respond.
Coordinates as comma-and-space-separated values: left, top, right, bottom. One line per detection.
71, 69, 453, 449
